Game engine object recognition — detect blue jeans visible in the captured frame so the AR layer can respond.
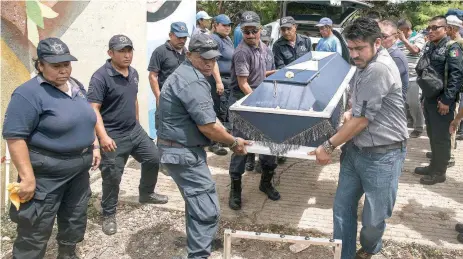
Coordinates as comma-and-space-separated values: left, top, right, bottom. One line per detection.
334, 143, 406, 259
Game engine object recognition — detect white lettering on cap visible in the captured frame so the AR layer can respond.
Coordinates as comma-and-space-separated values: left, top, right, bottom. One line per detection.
119, 36, 128, 43
281, 18, 287, 24
245, 14, 253, 21
205, 39, 214, 46
51, 42, 65, 54
180, 26, 186, 31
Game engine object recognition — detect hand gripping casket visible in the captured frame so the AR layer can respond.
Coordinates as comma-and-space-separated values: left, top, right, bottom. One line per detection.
229, 51, 356, 159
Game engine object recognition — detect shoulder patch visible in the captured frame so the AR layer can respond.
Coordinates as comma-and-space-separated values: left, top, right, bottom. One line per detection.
450, 48, 460, 58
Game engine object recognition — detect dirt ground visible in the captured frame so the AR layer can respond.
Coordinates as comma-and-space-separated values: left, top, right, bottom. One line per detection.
2, 198, 463, 259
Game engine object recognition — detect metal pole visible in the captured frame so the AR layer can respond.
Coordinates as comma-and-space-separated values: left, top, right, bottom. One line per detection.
223, 229, 232, 259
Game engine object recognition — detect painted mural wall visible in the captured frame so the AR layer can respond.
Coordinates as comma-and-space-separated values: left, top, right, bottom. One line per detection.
146, 0, 196, 138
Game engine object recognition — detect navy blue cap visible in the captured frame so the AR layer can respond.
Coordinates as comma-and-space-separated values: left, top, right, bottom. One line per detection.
37, 37, 77, 63
171, 22, 189, 37
316, 17, 333, 27
214, 14, 233, 25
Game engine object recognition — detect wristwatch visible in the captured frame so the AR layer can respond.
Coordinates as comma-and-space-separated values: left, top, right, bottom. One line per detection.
322, 139, 336, 154
229, 137, 238, 149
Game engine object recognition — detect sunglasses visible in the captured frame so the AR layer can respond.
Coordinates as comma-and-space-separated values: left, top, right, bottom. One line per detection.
242, 29, 260, 35
426, 25, 445, 31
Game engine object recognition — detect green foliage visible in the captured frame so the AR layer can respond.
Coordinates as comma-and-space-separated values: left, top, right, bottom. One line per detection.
197, 0, 280, 25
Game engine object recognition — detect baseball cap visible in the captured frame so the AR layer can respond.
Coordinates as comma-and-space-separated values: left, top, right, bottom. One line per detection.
261, 26, 272, 42
240, 11, 260, 27
188, 33, 221, 59
280, 16, 296, 28
316, 17, 333, 27
447, 15, 463, 28
214, 14, 233, 25
171, 22, 189, 37
196, 11, 212, 21
37, 37, 78, 63
109, 35, 134, 50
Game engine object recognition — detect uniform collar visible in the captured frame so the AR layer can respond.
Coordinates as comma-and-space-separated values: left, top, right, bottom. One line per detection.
36, 75, 84, 98
105, 59, 134, 78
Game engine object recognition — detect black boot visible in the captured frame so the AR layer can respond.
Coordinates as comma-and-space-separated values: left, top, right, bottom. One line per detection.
259, 170, 280, 201
229, 178, 242, 210
420, 173, 446, 185
414, 166, 432, 175
57, 244, 80, 259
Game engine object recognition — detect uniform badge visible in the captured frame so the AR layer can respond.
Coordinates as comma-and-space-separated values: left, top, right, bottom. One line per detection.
450, 49, 460, 57
51, 42, 65, 54
134, 77, 139, 84
300, 46, 307, 52
78, 91, 86, 99
205, 39, 214, 46
438, 47, 446, 55
119, 36, 128, 43
180, 26, 186, 31
245, 14, 253, 21
281, 18, 287, 24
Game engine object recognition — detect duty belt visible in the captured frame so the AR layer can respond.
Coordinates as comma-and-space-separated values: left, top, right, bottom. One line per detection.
353, 140, 406, 154
29, 145, 93, 158
157, 138, 206, 148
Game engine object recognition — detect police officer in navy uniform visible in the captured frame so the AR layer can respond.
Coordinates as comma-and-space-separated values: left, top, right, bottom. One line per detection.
273, 16, 312, 69
157, 33, 249, 258
87, 35, 168, 236
3, 38, 100, 259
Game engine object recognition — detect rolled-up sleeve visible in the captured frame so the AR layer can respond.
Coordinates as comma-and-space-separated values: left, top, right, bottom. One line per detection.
2, 93, 40, 139
87, 76, 107, 104
352, 63, 392, 122
178, 81, 217, 125
233, 51, 250, 77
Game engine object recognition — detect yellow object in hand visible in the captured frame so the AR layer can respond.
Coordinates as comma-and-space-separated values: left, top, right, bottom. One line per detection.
7, 182, 21, 210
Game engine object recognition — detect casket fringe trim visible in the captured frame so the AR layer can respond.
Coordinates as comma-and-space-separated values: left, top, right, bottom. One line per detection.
230, 112, 337, 156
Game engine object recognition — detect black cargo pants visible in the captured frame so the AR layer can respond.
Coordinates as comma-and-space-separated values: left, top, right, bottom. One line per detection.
100, 123, 160, 216
10, 147, 92, 259
423, 98, 456, 173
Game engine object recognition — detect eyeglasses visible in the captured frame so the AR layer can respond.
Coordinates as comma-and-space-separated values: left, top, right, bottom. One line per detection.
242, 29, 260, 35
426, 25, 445, 31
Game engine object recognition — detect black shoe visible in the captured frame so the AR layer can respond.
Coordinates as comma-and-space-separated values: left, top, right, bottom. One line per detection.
457, 134, 463, 140
102, 214, 117, 235
209, 143, 228, 156
409, 130, 423, 138
458, 233, 463, 244
414, 166, 431, 175
455, 223, 463, 233
139, 192, 168, 204
420, 174, 446, 185
277, 156, 287, 164
229, 179, 242, 210
426, 152, 432, 159
259, 171, 281, 201
245, 155, 255, 171
407, 121, 414, 128
448, 159, 456, 168
57, 244, 79, 259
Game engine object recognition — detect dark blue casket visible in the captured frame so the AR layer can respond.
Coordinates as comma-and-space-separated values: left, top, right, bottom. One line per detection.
229, 51, 356, 159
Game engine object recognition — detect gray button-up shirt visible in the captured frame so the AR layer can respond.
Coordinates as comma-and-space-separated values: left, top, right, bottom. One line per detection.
157, 60, 216, 147
351, 48, 408, 147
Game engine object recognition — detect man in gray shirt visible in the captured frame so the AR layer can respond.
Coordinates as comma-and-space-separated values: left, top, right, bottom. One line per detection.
379, 20, 409, 101
311, 18, 408, 259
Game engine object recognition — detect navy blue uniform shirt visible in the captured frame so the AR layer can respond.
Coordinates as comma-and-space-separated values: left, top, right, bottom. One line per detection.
273, 34, 312, 69
3, 75, 96, 153
211, 33, 234, 75
158, 59, 216, 147
87, 59, 139, 138
148, 41, 187, 89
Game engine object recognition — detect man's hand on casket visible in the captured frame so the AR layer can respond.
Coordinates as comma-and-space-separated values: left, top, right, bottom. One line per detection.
309, 145, 331, 165
230, 137, 252, 155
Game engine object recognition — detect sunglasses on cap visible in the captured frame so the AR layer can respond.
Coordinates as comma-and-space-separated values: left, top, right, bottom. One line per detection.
241, 28, 260, 35
426, 25, 445, 31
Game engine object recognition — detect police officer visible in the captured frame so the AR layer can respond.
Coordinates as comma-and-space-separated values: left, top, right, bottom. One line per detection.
157, 33, 249, 258
88, 35, 168, 236
148, 22, 189, 108
273, 16, 312, 69
3, 38, 99, 259
311, 17, 408, 259
414, 16, 463, 185
228, 11, 279, 211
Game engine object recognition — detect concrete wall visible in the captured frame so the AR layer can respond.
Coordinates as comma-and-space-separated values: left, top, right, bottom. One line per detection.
0, 0, 149, 210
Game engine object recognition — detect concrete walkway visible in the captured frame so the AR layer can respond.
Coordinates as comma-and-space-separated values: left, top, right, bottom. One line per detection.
90, 131, 463, 250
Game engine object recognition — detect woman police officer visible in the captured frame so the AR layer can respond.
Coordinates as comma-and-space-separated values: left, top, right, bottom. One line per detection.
2, 38, 100, 259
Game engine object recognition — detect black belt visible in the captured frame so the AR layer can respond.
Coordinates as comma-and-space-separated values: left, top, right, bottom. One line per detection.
353, 140, 406, 154
157, 138, 204, 148
29, 145, 93, 158
221, 74, 231, 79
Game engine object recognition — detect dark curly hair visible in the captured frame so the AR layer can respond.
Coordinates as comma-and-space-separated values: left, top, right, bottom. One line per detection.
343, 17, 382, 46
